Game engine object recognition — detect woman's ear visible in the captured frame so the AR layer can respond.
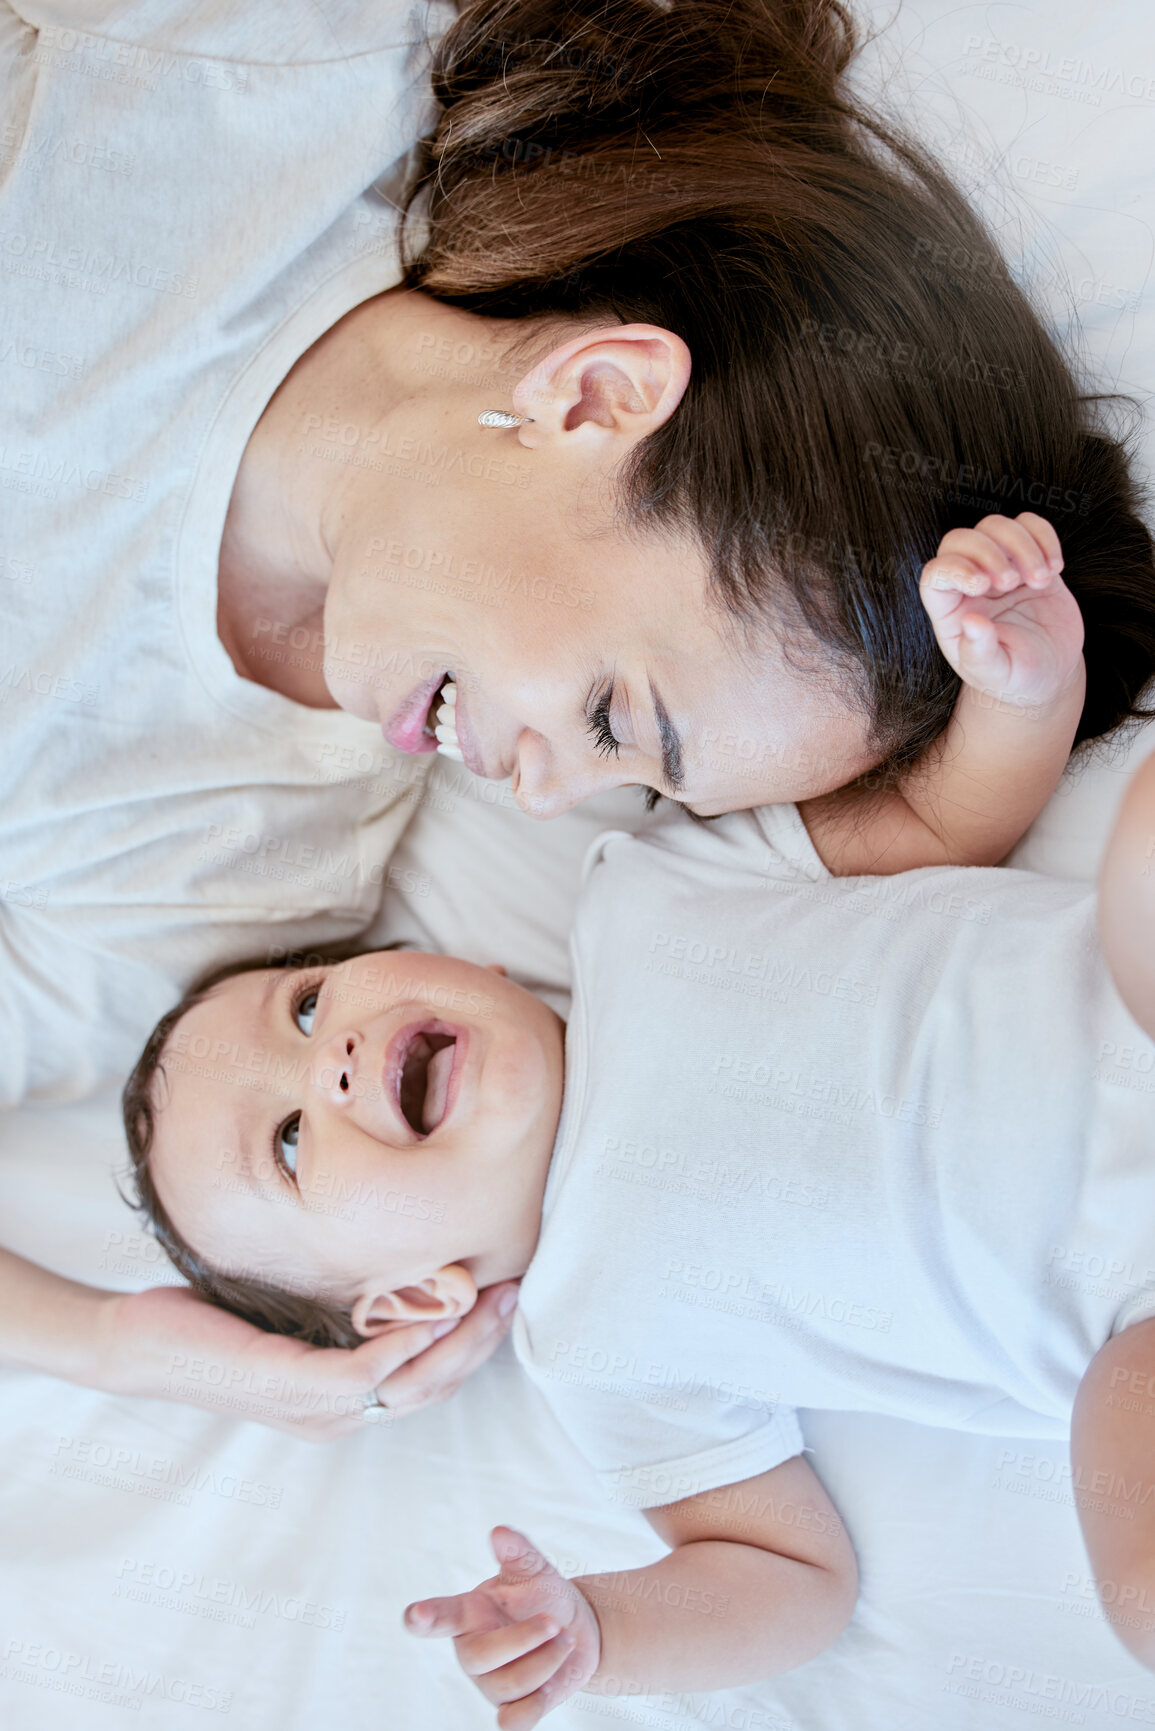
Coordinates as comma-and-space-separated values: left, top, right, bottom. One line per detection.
350, 1264, 477, 1338
513, 323, 691, 456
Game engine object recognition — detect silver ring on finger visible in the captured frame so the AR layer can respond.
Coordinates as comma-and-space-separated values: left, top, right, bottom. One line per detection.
361, 1391, 390, 1423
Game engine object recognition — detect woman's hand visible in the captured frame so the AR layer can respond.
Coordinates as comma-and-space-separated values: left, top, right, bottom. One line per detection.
94, 1279, 519, 1439
405, 1526, 601, 1729
920, 511, 1084, 708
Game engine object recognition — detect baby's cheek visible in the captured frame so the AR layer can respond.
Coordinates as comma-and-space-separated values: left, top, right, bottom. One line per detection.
489, 1035, 555, 1126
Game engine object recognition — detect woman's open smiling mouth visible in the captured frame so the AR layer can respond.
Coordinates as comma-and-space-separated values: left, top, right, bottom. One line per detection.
382, 673, 495, 779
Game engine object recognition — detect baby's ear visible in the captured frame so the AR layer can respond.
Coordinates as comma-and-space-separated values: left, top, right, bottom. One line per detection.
350, 1265, 477, 1337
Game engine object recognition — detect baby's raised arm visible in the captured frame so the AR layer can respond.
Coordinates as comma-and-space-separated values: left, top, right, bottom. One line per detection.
405, 1455, 856, 1725
801, 512, 1086, 876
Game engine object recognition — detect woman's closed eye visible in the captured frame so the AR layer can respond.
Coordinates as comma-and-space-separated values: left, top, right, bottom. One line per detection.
586, 679, 621, 759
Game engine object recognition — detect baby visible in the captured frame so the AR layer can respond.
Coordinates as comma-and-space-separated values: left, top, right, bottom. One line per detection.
123, 514, 1155, 1716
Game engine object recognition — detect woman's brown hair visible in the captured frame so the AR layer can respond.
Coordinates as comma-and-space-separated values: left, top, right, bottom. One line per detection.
402, 0, 1155, 778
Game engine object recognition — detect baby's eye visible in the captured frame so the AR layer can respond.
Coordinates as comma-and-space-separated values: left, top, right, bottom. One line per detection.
294, 989, 319, 1035
277, 1113, 301, 1178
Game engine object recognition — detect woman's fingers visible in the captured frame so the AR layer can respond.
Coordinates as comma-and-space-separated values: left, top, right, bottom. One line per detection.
346, 1316, 462, 1426
370, 1282, 519, 1415
113, 1287, 480, 1440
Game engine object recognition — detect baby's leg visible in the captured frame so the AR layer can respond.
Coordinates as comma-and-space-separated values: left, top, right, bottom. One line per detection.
1099, 751, 1155, 1039
1072, 1319, 1155, 1666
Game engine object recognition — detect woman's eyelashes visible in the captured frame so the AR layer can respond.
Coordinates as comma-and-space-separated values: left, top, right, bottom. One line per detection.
586, 680, 621, 759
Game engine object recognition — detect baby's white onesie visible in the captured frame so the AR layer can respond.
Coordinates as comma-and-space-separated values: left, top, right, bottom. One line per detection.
513, 804, 1155, 1508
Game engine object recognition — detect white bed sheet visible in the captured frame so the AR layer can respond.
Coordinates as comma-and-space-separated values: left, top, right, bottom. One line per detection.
3, 1035, 1155, 1731
4, 0, 1155, 1725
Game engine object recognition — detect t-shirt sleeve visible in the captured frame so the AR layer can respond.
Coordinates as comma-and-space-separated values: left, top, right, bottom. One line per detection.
5, 0, 452, 64
596, 1408, 807, 1511
1111, 1287, 1155, 1342
0, 905, 182, 1106
512, 1315, 805, 1511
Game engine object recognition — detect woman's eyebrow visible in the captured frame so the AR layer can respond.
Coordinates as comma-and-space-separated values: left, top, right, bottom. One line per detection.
649, 680, 685, 793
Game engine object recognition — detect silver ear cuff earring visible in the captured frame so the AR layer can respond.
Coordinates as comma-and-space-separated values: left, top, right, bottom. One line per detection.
478, 409, 535, 427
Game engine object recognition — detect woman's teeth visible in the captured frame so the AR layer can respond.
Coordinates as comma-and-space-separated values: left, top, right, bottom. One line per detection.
431, 679, 463, 761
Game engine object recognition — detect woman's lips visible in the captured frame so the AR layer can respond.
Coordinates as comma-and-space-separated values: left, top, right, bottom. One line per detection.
382, 671, 445, 754
382, 668, 509, 780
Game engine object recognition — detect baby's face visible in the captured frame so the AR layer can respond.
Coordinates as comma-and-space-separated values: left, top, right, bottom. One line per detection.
149, 952, 564, 1318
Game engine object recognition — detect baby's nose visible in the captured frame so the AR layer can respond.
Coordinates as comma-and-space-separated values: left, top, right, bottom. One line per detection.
313, 1031, 362, 1103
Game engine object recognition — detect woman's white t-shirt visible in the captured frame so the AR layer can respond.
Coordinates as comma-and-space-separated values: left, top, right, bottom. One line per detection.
0, 0, 453, 1103
512, 806, 1155, 1509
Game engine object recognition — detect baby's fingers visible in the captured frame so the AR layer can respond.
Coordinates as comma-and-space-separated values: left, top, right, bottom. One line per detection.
404, 1589, 502, 1639
923, 527, 1022, 595
457, 1613, 565, 1679
497, 1681, 567, 1731
921, 548, 992, 597
459, 1617, 576, 1704
371, 1281, 518, 1417
956, 612, 1013, 692
971, 513, 1058, 588
924, 514, 1060, 598
1014, 510, 1063, 572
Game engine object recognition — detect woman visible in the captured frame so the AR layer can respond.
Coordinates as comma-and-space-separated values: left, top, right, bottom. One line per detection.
1, 0, 1153, 1427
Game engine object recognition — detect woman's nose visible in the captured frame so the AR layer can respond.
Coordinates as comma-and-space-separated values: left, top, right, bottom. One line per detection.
311, 1029, 363, 1104
512, 729, 636, 819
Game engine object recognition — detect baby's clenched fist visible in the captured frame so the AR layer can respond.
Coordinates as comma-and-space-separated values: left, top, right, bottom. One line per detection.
919, 511, 1084, 709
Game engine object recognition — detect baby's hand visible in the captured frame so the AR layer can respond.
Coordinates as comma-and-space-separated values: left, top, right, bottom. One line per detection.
920, 512, 1084, 708
405, 1526, 601, 1728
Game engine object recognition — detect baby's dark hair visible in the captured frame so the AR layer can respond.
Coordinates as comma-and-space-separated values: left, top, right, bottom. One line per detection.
121, 946, 387, 1350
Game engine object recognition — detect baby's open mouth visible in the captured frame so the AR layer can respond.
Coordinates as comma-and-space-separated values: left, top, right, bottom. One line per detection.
397, 1028, 457, 1135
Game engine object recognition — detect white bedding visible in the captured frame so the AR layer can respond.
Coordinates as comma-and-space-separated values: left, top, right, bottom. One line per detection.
3, 0, 1155, 1725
